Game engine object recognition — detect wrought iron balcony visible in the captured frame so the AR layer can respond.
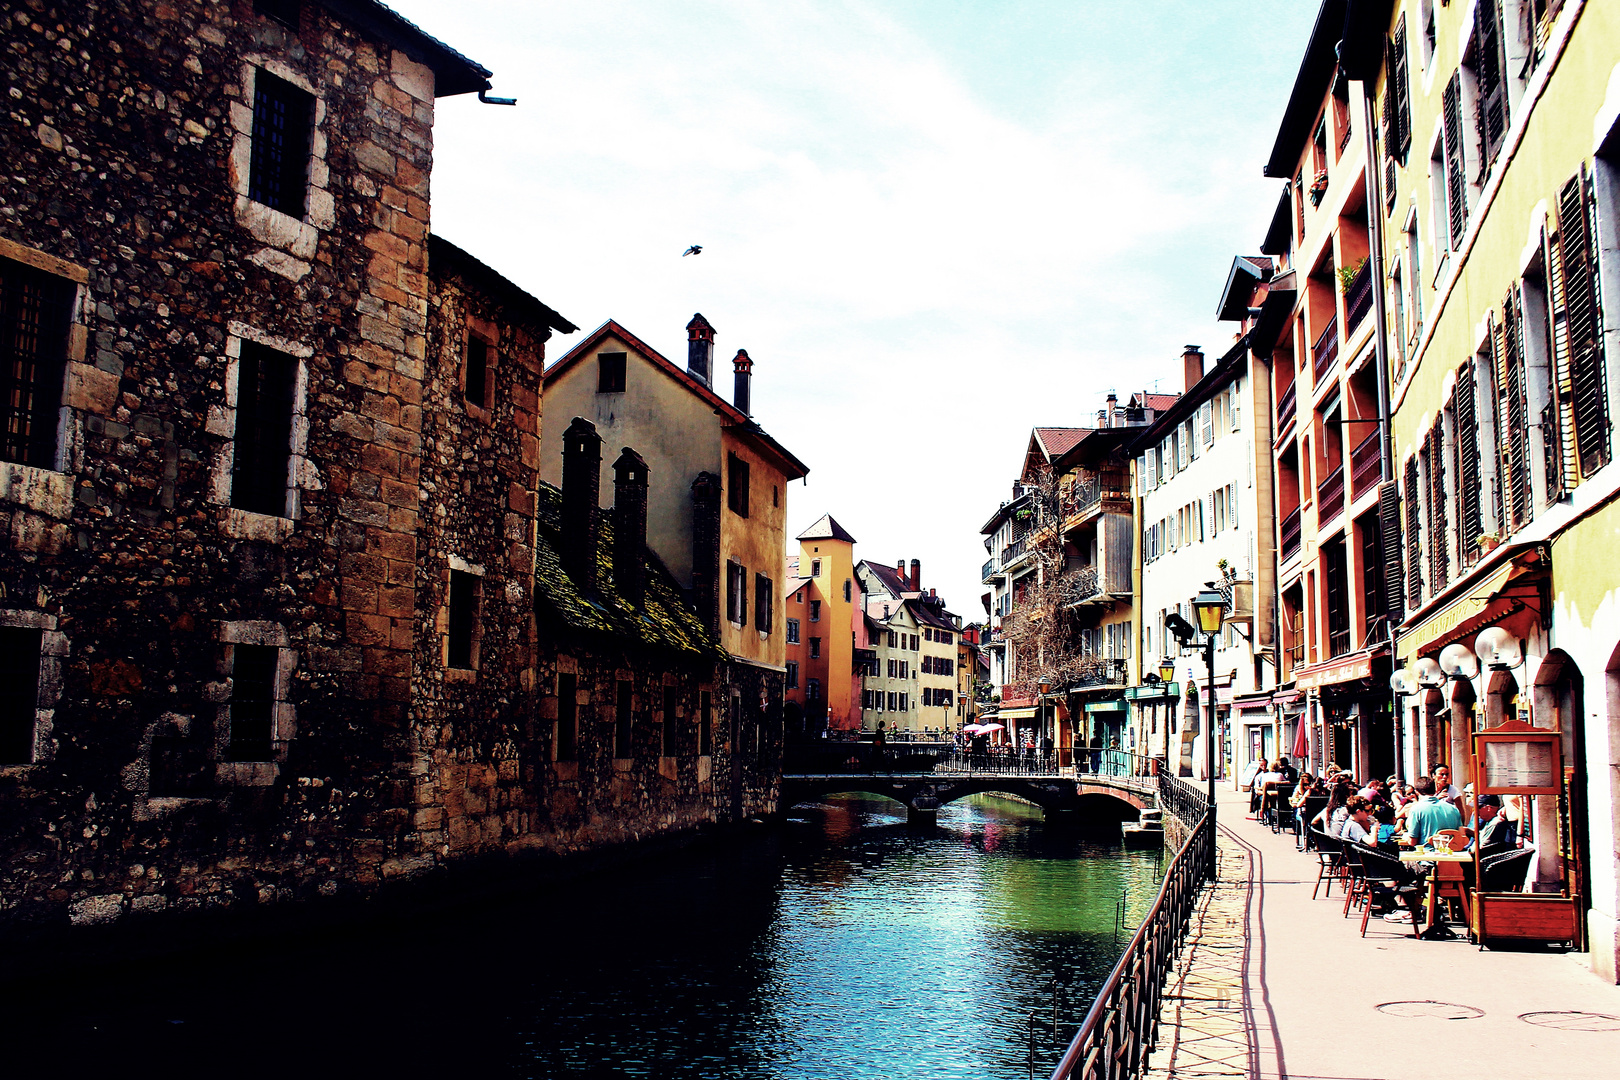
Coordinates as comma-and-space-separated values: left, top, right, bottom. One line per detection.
1000, 536, 1029, 566
1318, 464, 1345, 524
1276, 380, 1297, 433
1280, 505, 1302, 562
1072, 657, 1129, 689
1344, 261, 1374, 333
1312, 316, 1339, 384
1350, 428, 1381, 500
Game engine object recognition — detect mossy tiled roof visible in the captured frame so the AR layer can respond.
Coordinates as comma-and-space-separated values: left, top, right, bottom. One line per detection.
533, 482, 723, 660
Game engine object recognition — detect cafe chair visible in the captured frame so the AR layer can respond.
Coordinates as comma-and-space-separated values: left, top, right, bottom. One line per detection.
1271, 795, 1297, 836
1311, 831, 1343, 900
1341, 843, 1368, 917
1298, 796, 1329, 851
1480, 847, 1535, 893
1355, 845, 1421, 939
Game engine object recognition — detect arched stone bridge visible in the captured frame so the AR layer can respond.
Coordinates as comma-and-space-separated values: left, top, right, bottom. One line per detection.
779, 770, 1158, 825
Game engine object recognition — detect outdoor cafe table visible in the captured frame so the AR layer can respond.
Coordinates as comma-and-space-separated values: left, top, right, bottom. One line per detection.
1400, 850, 1473, 934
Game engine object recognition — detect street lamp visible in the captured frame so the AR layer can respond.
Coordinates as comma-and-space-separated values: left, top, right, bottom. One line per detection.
1157, 657, 1176, 777
1158, 658, 1177, 683
1037, 676, 1052, 764
1193, 586, 1225, 878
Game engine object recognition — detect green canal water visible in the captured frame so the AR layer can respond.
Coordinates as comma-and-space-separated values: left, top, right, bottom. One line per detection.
1, 794, 1163, 1078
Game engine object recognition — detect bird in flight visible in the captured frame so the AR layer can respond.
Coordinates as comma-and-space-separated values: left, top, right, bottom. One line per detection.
682, 245, 703, 256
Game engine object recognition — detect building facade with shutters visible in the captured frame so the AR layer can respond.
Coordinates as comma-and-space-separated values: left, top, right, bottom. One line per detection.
782, 515, 859, 734
1371, 0, 1620, 982
1134, 338, 1279, 783
1260, 0, 1400, 787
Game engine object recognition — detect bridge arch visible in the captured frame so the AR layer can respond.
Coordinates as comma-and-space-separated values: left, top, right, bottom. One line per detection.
779, 773, 1152, 822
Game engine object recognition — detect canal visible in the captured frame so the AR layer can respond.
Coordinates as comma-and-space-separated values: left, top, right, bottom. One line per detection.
1, 793, 1163, 1078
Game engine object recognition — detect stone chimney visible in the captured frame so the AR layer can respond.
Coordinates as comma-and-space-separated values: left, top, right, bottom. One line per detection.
910, 558, 921, 591
1182, 345, 1205, 392
613, 447, 649, 608
686, 313, 715, 386
561, 417, 602, 589
690, 471, 722, 634
732, 349, 753, 416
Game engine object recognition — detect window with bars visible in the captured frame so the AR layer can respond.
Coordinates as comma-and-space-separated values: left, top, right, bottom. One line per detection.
248, 69, 313, 218
809, 637, 821, 659
228, 644, 279, 762
0, 256, 73, 470
1556, 169, 1610, 478
786, 618, 800, 644
0, 626, 42, 764
231, 342, 297, 517
556, 672, 578, 761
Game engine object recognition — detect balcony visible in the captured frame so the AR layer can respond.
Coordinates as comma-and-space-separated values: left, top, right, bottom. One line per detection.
1312, 316, 1339, 384
1328, 627, 1352, 659
981, 557, 999, 582
853, 648, 878, 675
1318, 464, 1345, 524
1072, 657, 1129, 689
1344, 261, 1373, 333
1063, 468, 1128, 524
1276, 380, 1297, 433
1349, 428, 1381, 500
1280, 506, 1302, 562
1000, 536, 1029, 567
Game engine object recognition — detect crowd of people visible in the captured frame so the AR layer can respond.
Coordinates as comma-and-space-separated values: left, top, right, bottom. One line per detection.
1246, 757, 1527, 931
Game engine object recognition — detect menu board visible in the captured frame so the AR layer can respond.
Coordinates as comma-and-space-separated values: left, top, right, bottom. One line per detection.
1482, 739, 1557, 791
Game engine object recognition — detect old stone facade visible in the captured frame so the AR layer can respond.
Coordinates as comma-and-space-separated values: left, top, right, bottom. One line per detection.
0, 0, 784, 940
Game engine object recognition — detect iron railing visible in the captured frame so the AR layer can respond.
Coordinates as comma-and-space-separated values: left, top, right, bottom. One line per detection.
1280, 506, 1302, 562
1050, 780, 1213, 1080
1276, 380, 1297, 433
1073, 657, 1129, 689
1002, 536, 1030, 565
1312, 315, 1339, 383
1318, 463, 1345, 524
934, 747, 1159, 785
1344, 261, 1374, 333
1349, 428, 1381, 500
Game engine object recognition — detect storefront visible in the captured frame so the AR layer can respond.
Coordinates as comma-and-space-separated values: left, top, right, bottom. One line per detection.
1232, 693, 1276, 785
1124, 681, 1180, 771
1292, 646, 1391, 779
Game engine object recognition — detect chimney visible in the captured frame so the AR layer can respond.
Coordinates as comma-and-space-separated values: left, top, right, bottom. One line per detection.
686, 313, 715, 385
1106, 391, 1118, 427
1182, 345, 1205, 392
561, 417, 603, 589
613, 447, 649, 608
896, 559, 905, 582
1097, 408, 1107, 428
910, 558, 920, 591
690, 471, 721, 634
732, 349, 753, 416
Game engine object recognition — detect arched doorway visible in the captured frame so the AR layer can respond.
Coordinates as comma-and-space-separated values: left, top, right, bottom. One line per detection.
1532, 649, 1589, 944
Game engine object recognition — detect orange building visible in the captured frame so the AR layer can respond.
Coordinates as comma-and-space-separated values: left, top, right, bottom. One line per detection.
783, 515, 859, 734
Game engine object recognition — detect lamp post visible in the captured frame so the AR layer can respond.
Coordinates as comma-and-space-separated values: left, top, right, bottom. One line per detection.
1037, 676, 1052, 768
1158, 657, 1176, 775
1193, 585, 1226, 881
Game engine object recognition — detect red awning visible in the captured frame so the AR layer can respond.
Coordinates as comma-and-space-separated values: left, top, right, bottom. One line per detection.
1293, 645, 1388, 690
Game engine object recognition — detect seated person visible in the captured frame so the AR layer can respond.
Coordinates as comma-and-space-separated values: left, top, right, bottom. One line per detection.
1338, 795, 1375, 845
1403, 775, 1463, 846
1246, 759, 1269, 811
1358, 777, 1388, 805
1252, 762, 1284, 818
1368, 802, 1400, 851
1472, 794, 1517, 853
1276, 755, 1299, 783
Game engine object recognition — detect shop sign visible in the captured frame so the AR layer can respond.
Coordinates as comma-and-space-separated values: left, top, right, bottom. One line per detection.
1294, 653, 1373, 690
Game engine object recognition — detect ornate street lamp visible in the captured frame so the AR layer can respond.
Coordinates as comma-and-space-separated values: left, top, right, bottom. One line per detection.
1193, 585, 1225, 880
1158, 658, 1177, 683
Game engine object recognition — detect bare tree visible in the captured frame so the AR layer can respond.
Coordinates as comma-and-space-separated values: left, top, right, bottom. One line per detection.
999, 466, 1107, 700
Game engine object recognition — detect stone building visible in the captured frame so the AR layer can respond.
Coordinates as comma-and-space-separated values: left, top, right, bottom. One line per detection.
0, 0, 784, 937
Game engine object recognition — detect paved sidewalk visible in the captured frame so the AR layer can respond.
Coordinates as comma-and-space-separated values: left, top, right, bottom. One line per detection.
1145, 787, 1620, 1080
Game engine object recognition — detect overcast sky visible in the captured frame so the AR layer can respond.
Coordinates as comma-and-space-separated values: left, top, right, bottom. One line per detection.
391, 0, 1320, 617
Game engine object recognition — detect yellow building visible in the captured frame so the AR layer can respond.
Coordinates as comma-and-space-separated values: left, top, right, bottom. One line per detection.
1371, 0, 1620, 981
783, 515, 859, 732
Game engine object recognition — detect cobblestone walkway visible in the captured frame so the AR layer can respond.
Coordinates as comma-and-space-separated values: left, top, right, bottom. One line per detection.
1143, 829, 1254, 1080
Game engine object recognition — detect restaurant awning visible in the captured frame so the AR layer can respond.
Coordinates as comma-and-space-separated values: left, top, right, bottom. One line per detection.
1397, 547, 1546, 663
1124, 682, 1181, 701
1084, 700, 1127, 713
1293, 644, 1389, 690
996, 707, 1037, 722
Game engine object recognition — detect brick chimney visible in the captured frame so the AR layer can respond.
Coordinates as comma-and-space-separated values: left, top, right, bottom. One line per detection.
732, 349, 753, 416
1182, 345, 1205, 392
1106, 391, 1118, 427
690, 471, 721, 634
910, 558, 920, 591
687, 313, 715, 386
613, 447, 649, 608
561, 417, 602, 589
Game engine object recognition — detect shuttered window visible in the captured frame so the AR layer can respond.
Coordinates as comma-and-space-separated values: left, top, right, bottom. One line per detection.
1474, 0, 1509, 169
1384, 18, 1412, 163
1454, 359, 1482, 567
1497, 298, 1532, 528
1379, 479, 1405, 623
1425, 424, 1449, 593
1442, 73, 1468, 250
1546, 235, 1573, 501
1557, 170, 1610, 477
1403, 457, 1422, 608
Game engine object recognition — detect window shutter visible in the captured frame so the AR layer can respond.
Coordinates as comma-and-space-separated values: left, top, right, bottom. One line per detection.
1203, 492, 1214, 540
1388, 18, 1411, 161
1106, 623, 1116, 658
1497, 298, 1532, 528
1474, 0, 1509, 168
1454, 359, 1482, 565
1201, 402, 1214, 446
1228, 484, 1239, 530
1404, 455, 1423, 607
1442, 73, 1467, 249
1231, 385, 1241, 431
1546, 228, 1573, 501
1379, 479, 1406, 622
1558, 170, 1611, 477
1426, 422, 1449, 591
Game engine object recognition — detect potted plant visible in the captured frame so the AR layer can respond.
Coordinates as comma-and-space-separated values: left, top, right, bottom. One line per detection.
1308, 170, 1329, 206
1477, 532, 1504, 555
1336, 257, 1369, 294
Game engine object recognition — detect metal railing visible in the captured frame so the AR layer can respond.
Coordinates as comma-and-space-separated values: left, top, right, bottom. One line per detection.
1344, 261, 1373, 332
1312, 315, 1339, 383
1073, 657, 1129, 688
1002, 536, 1030, 565
1349, 428, 1381, 500
1280, 506, 1302, 562
1318, 463, 1345, 524
934, 747, 1159, 784
1050, 777, 1213, 1080
1276, 380, 1297, 432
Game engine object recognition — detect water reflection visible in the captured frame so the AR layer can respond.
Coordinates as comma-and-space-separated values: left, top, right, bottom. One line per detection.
0, 793, 1160, 1079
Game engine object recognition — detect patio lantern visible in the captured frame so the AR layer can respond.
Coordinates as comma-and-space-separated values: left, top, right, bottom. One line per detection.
1412, 655, 1445, 689
1389, 668, 1418, 696
1193, 587, 1225, 635
1475, 626, 1524, 669
1439, 642, 1480, 680
1158, 658, 1177, 683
